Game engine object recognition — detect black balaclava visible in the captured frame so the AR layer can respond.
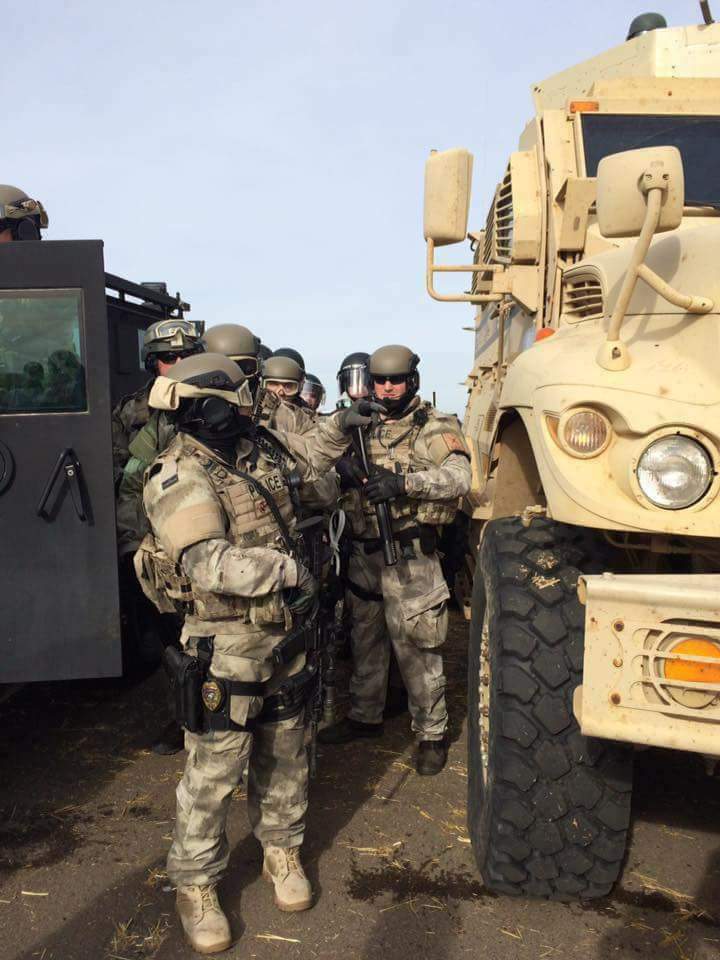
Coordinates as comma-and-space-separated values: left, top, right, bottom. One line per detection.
175, 397, 251, 462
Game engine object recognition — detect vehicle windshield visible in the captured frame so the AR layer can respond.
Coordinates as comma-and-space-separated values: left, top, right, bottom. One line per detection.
582, 114, 720, 207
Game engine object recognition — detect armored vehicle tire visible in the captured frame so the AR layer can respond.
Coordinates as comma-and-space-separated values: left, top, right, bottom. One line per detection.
467, 516, 633, 900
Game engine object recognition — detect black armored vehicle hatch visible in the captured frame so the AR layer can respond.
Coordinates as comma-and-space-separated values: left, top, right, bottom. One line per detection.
0, 240, 190, 683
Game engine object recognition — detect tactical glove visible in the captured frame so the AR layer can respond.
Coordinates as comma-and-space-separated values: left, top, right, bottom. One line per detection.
365, 465, 406, 503
284, 561, 319, 617
336, 455, 367, 491
336, 399, 386, 432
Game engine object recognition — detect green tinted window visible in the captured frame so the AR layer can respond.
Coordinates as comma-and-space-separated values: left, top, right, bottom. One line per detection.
0, 289, 86, 414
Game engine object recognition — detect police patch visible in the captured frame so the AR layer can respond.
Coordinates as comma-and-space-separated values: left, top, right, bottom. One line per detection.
442, 433, 468, 454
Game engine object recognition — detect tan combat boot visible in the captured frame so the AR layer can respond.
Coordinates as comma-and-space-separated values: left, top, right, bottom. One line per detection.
176, 884, 232, 954
262, 845, 313, 912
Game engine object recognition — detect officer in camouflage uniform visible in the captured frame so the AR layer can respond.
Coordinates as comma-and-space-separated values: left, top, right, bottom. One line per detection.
259, 354, 315, 434
319, 345, 471, 775
0, 185, 48, 243
112, 318, 204, 482
137, 352, 372, 953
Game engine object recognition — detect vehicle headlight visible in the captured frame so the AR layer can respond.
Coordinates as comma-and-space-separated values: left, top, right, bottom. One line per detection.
557, 408, 612, 457
636, 436, 713, 509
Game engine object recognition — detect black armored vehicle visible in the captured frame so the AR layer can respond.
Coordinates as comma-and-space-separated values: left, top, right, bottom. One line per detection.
0, 240, 190, 683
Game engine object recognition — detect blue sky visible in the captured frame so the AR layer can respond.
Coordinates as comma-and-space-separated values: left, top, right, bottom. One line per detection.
4, 0, 696, 413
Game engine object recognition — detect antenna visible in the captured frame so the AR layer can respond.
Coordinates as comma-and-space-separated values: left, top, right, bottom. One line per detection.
701, 1, 715, 24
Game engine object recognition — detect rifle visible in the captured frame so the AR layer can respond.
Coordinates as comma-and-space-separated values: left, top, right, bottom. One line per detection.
356, 425, 397, 567
272, 514, 327, 778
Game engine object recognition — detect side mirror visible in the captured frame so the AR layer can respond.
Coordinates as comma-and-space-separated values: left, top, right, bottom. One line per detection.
596, 146, 684, 238
423, 148, 473, 246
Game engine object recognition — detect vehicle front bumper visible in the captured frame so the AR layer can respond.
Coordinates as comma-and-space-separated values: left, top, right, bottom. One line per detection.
575, 573, 720, 756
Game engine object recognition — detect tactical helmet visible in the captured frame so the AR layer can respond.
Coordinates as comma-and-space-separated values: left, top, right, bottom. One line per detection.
299, 373, 326, 411
258, 343, 273, 362
626, 12, 667, 40
142, 318, 205, 371
337, 351, 370, 400
272, 347, 305, 373
151, 353, 253, 442
165, 352, 246, 392
368, 344, 420, 413
0, 185, 48, 241
261, 355, 304, 397
203, 324, 260, 377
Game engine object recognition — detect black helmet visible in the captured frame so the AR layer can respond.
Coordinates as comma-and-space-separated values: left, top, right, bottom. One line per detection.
299, 373, 326, 411
337, 351, 370, 400
142, 318, 205, 372
368, 345, 420, 414
273, 347, 305, 373
258, 343, 273, 362
627, 12, 667, 40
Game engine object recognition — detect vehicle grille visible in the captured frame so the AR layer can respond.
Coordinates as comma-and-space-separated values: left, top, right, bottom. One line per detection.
494, 167, 513, 263
562, 275, 604, 321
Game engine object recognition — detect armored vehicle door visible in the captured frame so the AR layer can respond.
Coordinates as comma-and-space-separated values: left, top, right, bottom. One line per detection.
0, 240, 121, 682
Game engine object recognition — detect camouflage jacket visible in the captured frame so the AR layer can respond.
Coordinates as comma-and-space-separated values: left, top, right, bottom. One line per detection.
341, 396, 472, 537
139, 417, 350, 623
117, 391, 336, 555
111, 380, 154, 481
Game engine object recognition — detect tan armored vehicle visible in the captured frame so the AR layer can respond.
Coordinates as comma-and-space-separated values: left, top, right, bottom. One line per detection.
424, 8, 720, 900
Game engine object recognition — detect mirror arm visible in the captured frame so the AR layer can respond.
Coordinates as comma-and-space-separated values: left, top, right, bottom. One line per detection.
636, 263, 714, 313
426, 238, 504, 304
597, 187, 663, 371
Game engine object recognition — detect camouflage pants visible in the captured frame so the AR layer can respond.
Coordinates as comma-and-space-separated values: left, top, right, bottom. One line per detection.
166, 621, 308, 888
345, 541, 449, 741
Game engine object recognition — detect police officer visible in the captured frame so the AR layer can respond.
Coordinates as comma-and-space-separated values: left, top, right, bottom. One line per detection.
319, 345, 471, 775
260, 355, 314, 434
136, 353, 371, 953
203, 324, 262, 388
111, 318, 204, 481
337, 351, 371, 404
0, 185, 48, 243
299, 373, 325, 414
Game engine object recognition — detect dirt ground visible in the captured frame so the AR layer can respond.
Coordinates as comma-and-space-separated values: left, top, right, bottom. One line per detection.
1, 613, 719, 960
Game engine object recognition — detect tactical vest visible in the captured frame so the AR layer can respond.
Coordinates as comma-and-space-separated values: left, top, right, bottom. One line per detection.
136, 434, 296, 625
360, 401, 460, 535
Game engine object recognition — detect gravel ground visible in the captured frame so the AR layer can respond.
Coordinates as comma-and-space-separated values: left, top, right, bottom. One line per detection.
1, 612, 719, 960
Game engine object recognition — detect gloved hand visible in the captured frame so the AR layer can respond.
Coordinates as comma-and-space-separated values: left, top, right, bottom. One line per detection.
336, 455, 367, 491
365, 464, 406, 503
284, 561, 319, 617
336, 399, 386, 432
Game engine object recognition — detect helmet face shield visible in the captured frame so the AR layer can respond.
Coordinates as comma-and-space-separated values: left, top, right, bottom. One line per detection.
338, 363, 370, 400
300, 379, 326, 410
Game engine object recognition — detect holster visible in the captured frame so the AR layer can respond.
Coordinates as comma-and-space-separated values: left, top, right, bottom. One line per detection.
164, 645, 206, 733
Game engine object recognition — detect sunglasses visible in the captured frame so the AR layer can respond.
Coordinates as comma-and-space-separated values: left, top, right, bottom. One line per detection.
372, 374, 406, 385
155, 349, 199, 364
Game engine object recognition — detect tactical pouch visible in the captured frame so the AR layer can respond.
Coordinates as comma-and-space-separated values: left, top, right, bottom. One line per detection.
272, 622, 312, 666
164, 645, 206, 733
134, 533, 194, 615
